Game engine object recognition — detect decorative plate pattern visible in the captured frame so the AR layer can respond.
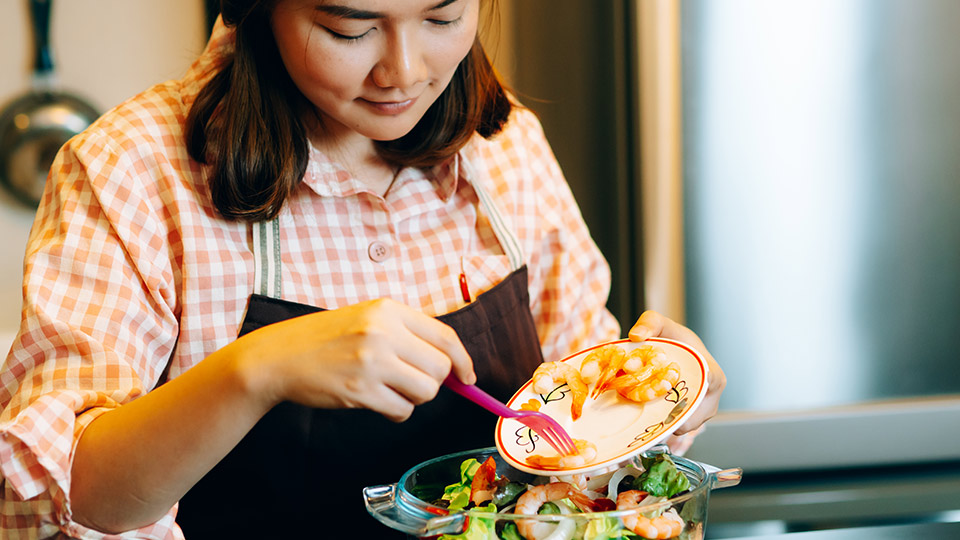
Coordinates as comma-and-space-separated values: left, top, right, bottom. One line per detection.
495, 337, 709, 476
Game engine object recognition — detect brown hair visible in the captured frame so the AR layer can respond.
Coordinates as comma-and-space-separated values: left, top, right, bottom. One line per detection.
186, 1, 512, 222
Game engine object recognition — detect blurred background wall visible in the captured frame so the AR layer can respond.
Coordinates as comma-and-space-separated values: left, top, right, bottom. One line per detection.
0, 1, 207, 349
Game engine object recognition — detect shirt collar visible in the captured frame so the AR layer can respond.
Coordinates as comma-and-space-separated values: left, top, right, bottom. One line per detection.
302, 145, 469, 202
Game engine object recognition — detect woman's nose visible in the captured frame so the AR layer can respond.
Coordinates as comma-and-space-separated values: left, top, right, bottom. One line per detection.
372, 30, 427, 89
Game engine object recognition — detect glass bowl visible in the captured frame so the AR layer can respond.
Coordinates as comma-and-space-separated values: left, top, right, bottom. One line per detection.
364, 445, 742, 539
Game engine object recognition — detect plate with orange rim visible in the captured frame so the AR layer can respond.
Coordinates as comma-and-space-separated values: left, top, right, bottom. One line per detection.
494, 337, 709, 477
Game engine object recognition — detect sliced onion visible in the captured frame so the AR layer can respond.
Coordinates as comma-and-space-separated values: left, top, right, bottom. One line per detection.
606, 465, 643, 501
581, 489, 604, 500
639, 494, 667, 517
542, 517, 576, 540
542, 504, 576, 540
523, 499, 577, 540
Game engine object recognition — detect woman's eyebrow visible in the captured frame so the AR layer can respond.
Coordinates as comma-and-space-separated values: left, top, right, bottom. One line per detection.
427, 0, 460, 12
316, 0, 460, 20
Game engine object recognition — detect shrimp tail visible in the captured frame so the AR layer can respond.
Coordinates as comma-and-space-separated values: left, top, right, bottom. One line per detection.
591, 349, 627, 398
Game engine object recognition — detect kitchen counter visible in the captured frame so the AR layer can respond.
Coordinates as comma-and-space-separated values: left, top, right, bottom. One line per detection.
723, 520, 960, 539
703, 458, 960, 538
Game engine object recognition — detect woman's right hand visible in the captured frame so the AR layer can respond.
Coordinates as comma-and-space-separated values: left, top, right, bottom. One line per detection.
231, 298, 476, 422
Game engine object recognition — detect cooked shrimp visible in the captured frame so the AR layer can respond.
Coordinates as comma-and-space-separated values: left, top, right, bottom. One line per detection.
609, 360, 681, 403
526, 439, 598, 470
516, 482, 597, 540
589, 346, 630, 398
531, 361, 588, 420
469, 456, 498, 505
617, 490, 685, 539
592, 344, 670, 398
519, 398, 542, 412
621, 344, 667, 374
558, 473, 589, 491
579, 344, 625, 386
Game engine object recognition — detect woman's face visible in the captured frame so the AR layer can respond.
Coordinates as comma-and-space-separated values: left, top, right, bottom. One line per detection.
271, 0, 480, 144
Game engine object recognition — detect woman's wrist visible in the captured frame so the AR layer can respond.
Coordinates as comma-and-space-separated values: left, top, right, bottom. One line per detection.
215, 335, 286, 413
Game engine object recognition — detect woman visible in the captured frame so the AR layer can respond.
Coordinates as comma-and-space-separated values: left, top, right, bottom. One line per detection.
0, 0, 724, 538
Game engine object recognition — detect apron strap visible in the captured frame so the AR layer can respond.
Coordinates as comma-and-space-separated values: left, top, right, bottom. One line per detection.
455, 154, 525, 271
251, 156, 526, 300
252, 218, 282, 299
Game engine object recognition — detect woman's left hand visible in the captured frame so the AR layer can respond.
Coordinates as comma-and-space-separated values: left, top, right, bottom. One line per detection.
627, 310, 725, 435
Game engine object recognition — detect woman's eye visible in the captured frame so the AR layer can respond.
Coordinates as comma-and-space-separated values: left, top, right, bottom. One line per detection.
429, 15, 462, 27
325, 27, 372, 41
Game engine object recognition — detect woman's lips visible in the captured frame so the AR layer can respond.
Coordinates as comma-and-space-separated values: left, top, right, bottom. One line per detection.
360, 97, 417, 115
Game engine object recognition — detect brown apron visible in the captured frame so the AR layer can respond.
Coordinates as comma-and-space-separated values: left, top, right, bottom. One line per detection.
177, 174, 544, 538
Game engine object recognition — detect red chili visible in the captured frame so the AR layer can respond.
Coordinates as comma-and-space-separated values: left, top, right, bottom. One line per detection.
592, 498, 618, 512
459, 271, 471, 302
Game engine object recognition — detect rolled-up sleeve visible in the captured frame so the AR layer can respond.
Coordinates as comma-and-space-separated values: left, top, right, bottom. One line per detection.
0, 127, 182, 539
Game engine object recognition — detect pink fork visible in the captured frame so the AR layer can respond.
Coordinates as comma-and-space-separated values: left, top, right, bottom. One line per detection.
443, 374, 577, 456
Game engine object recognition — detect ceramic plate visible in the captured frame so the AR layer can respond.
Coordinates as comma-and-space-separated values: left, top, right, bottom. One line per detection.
495, 337, 709, 477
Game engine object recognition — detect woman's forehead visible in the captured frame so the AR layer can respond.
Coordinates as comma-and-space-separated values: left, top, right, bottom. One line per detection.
310, 0, 464, 13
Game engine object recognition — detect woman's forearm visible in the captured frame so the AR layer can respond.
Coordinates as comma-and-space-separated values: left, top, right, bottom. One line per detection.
69, 342, 276, 534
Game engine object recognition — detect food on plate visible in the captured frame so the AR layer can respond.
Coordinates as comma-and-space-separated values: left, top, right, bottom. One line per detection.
589, 344, 632, 398
591, 344, 678, 400
520, 343, 680, 428
608, 356, 681, 403
429, 452, 692, 540
530, 361, 588, 420
580, 344, 625, 389
533, 343, 682, 413
525, 439, 598, 470
518, 398, 542, 412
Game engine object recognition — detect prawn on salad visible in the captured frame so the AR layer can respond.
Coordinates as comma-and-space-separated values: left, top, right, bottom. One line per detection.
616, 490, 685, 539
515, 482, 601, 540
531, 361, 588, 420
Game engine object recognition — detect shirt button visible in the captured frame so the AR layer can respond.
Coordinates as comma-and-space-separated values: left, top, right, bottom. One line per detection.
367, 241, 391, 262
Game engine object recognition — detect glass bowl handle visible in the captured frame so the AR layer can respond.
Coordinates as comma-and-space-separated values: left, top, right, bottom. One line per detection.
701, 463, 744, 490
363, 484, 426, 535
363, 484, 468, 536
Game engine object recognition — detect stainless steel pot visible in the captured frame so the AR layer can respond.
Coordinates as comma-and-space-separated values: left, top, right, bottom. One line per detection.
363, 446, 742, 539
0, 0, 99, 207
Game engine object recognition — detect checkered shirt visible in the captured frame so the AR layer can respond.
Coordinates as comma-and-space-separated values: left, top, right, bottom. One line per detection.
0, 20, 619, 540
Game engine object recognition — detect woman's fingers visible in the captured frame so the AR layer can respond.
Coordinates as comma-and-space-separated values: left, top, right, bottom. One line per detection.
628, 310, 706, 350
626, 309, 726, 434
396, 307, 475, 385
253, 298, 476, 421
626, 310, 664, 342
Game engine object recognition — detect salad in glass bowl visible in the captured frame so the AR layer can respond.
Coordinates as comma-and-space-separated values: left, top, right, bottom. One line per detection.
363, 446, 741, 540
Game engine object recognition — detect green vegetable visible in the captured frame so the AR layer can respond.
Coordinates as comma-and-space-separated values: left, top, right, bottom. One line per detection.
498, 522, 525, 540
583, 517, 622, 540
538, 501, 562, 515
439, 503, 497, 540
442, 458, 482, 511
635, 454, 690, 498
581, 517, 646, 540
492, 481, 526, 508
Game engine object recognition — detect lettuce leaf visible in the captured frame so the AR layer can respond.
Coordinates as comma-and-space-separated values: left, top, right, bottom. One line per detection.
439, 503, 498, 540
442, 458, 482, 511
635, 454, 690, 498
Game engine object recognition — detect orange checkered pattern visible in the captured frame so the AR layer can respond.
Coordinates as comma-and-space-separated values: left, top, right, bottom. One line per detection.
0, 21, 618, 539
